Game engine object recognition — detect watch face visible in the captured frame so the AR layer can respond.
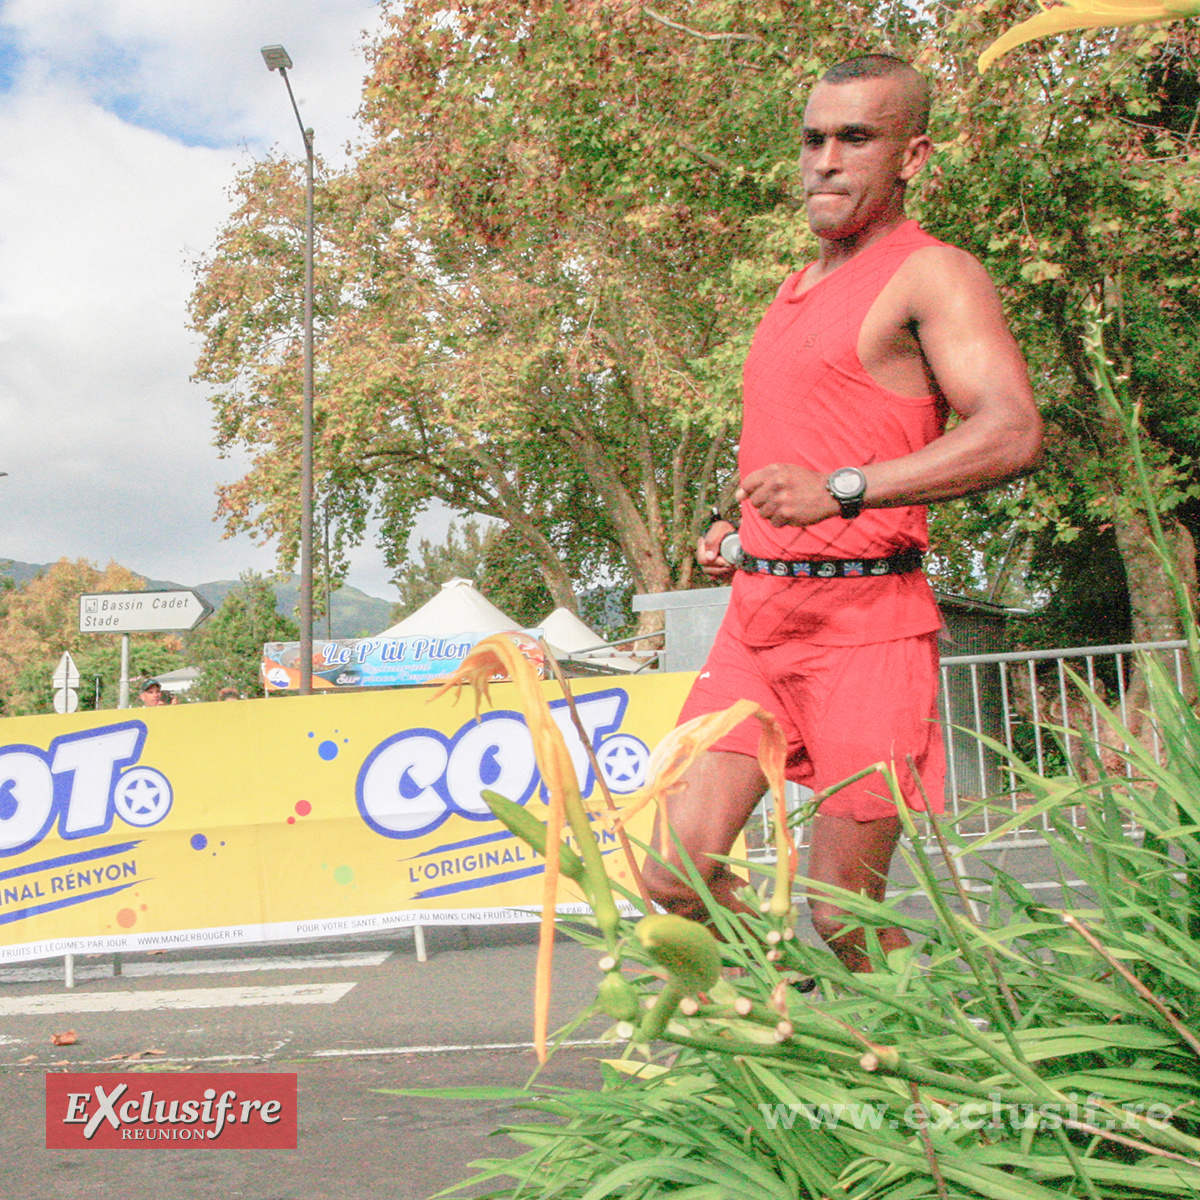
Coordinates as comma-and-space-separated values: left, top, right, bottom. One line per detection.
829, 467, 866, 501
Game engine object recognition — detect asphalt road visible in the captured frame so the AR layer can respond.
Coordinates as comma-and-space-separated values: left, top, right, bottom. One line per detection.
0, 839, 1072, 1199
0, 926, 611, 1199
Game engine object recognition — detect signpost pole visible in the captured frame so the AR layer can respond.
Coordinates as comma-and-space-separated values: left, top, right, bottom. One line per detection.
51, 651, 81, 715
118, 633, 130, 710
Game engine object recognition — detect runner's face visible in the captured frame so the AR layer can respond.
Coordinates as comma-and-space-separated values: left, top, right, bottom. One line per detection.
802, 78, 926, 241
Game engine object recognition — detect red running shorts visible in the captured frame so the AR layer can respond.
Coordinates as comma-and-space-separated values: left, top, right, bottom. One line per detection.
676, 625, 945, 822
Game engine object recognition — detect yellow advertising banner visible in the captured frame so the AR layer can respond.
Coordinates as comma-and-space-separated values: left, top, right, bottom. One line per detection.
0, 674, 695, 963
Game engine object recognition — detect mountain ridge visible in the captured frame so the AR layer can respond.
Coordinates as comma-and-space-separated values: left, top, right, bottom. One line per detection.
0, 559, 395, 641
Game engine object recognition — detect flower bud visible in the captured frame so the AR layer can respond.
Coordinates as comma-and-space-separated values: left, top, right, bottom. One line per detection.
596, 971, 640, 1022
634, 913, 721, 991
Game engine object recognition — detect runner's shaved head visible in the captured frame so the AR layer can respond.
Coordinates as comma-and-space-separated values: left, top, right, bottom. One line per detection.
820, 55, 930, 137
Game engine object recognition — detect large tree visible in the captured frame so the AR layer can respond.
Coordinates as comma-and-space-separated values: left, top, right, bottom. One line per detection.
190, 1, 887, 630
191, 1, 1200, 645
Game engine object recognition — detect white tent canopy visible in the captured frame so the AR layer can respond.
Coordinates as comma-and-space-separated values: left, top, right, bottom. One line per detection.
375, 581, 654, 674
539, 607, 603, 654
377, 578, 525, 639
538, 606, 652, 674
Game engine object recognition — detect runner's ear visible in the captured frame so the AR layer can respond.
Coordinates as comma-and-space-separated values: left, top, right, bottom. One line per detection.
899, 134, 933, 183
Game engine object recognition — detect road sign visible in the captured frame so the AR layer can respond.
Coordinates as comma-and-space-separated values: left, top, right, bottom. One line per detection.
51, 651, 80, 690
53, 689, 79, 714
79, 589, 214, 634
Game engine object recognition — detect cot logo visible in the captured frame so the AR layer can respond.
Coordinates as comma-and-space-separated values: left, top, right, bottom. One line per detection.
0, 721, 172, 858
356, 688, 649, 839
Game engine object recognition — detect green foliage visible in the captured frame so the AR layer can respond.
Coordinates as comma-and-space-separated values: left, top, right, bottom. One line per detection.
405, 670, 1200, 1199
390, 518, 554, 630
480, 525, 559, 632
916, 20, 1200, 635
0, 558, 184, 716
185, 572, 298, 701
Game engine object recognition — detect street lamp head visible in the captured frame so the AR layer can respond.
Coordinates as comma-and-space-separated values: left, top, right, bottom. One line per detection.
260, 44, 293, 72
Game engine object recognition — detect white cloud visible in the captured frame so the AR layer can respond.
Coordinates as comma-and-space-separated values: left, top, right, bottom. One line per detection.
2, 0, 377, 150
0, 0, 408, 597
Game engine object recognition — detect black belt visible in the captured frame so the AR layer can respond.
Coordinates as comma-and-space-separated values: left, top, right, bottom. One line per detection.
738, 546, 923, 578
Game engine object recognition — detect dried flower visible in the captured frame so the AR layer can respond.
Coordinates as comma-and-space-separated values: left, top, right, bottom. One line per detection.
978, 0, 1200, 73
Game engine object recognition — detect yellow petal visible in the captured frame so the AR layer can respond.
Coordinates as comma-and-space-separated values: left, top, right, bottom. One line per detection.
754, 710, 798, 909
978, 6, 1170, 73
616, 699, 797, 913
433, 635, 568, 1063
644, 700, 764, 796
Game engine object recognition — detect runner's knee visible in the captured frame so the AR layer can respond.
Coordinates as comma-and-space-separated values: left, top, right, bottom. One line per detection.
642, 860, 709, 923
808, 897, 853, 948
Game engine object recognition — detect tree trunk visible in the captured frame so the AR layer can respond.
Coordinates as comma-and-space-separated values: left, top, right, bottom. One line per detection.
1113, 510, 1197, 646
464, 446, 580, 613
1111, 509, 1197, 726
564, 422, 675, 598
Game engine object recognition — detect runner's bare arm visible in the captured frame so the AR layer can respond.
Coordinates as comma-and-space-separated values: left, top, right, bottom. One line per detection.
862, 245, 1041, 507
738, 246, 1041, 527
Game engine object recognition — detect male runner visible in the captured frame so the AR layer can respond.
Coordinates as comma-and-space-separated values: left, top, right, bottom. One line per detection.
642, 55, 1042, 971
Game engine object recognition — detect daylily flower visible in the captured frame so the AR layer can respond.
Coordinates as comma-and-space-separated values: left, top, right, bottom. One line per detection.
619, 698, 797, 921
434, 634, 619, 1062
435, 640, 799, 1057
978, 0, 1200, 73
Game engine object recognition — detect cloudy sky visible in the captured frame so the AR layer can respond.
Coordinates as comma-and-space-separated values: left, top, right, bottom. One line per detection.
0, 0, 438, 599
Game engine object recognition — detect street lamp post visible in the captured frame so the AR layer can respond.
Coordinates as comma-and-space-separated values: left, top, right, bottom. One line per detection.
261, 43, 315, 695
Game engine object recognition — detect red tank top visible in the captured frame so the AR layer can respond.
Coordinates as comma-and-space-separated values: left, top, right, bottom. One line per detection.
730, 220, 946, 647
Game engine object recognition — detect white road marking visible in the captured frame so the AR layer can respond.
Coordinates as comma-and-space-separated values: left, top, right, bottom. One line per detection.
310, 1038, 610, 1058
8, 1039, 609, 1068
0, 982, 356, 1016
886, 878, 1084, 899
0, 951, 389, 986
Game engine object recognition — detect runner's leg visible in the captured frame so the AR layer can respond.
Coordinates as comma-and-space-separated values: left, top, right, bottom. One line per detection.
805, 811, 906, 971
642, 749, 767, 923
769, 632, 940, 970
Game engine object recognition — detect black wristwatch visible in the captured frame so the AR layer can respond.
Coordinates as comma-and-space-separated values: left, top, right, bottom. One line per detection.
825, 467, 868, 519
704, 507, 736, 536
